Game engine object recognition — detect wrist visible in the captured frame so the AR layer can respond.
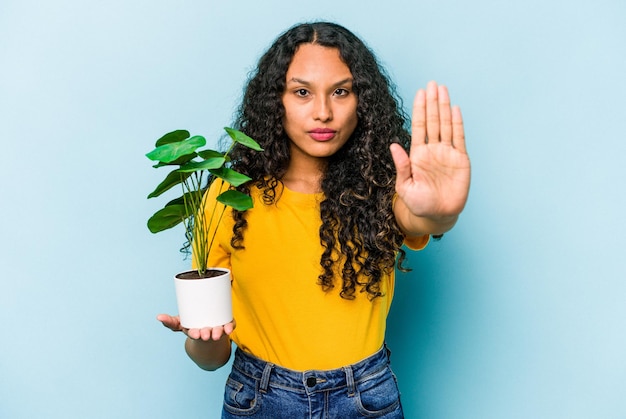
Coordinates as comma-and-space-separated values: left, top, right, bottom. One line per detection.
184, 334, 231, 371
395, 199, 458, 236
425, 214, 458, 232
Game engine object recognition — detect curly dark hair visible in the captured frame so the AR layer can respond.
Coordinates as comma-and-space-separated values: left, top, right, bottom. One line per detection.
228, 21, 416, 300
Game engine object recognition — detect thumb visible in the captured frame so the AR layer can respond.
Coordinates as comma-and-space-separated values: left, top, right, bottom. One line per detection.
390, 143, 411, 185
156, 314, 182, 332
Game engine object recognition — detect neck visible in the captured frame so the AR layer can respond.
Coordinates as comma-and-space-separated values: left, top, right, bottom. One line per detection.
283, 159, 325, 194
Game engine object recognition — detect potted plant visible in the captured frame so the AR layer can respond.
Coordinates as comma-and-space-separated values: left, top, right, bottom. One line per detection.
146, 127, 263, 329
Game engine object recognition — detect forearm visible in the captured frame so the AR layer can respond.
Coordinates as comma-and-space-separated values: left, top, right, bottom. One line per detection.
394, 198, 459, 237
184, 335, 232, 371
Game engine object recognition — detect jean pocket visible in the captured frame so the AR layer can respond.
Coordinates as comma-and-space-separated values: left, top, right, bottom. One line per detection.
223, 373, 261, 415
354, 367, 402, 417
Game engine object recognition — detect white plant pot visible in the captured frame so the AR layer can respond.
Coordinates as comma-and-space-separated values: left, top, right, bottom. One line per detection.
174, 268, 233, 329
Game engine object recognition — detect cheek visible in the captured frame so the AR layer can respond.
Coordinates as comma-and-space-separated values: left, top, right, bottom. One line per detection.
281, 100, 294, 121
351, 109, 358, 125
281, 106, 292, 128
347, 100, 358, 125
281, 97, 292, 123
281, 110, 300, 139
347, 106, 358, 131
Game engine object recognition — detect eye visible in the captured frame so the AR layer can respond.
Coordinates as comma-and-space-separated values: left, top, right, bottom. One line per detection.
334, 88, 350, 96
295, 89, 309, 97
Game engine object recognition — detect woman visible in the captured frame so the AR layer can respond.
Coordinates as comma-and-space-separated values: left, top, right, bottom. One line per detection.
158, 21, 470, 418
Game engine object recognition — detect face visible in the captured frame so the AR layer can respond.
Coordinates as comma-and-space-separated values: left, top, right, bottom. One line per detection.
281, 43, 358, 169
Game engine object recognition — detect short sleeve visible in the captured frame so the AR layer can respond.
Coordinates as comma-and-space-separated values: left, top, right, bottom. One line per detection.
403, 234, 430, 251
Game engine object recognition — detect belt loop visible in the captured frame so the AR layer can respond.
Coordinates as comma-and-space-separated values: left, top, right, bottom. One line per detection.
259, 362, 274, 394
343, 366, 356, 397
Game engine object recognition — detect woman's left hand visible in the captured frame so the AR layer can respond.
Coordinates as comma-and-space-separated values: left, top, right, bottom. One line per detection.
390, 81, 471, 224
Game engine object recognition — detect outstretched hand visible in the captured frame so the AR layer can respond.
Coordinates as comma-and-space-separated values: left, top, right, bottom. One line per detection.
156, 314, 236, 341
390, 81, 471, 224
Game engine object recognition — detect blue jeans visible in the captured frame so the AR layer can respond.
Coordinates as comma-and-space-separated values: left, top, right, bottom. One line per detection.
221, 345, 404, 418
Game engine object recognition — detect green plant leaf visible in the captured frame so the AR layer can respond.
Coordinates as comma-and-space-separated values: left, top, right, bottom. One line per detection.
216, 189, 253, 211
224, 127, 264, 151
147, 170, 192, 198
163, 194, 186, 206
152, 152, 197, 168
155, 130, 190, 147
178, 156, 226, 172
198, 149, 224, 159
210, 167, 252, 187
146, 135, 206, 163
147, 204, 188, 233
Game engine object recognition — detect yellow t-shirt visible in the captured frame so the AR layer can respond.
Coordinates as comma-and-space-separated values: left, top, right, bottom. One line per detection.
200, 181, 428, 371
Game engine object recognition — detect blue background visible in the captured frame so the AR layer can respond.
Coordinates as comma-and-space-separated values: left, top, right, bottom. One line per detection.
1, 1, 625, 418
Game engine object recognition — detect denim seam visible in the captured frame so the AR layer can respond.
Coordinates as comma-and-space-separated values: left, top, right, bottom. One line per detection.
352, 363, 388, 384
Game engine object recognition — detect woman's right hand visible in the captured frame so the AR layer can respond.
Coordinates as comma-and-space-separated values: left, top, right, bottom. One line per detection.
156, 314, 236, 341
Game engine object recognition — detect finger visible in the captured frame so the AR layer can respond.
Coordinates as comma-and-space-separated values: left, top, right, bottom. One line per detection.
425, 81, 440, 143
199, 327, 214, 341
156, 313, 173, 324
188, 328, 202, 340
451, 105, 467, 152
223, 319, 236, 335
410, 89, 426, 149
156, 313, 171, 325
211, 326, 224, 341
390, 143, 411, 185
156, 314, 182, 332
438, 85, 452, 145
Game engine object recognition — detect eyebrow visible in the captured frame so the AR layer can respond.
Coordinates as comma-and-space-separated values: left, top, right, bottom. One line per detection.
286, 77, 353, 87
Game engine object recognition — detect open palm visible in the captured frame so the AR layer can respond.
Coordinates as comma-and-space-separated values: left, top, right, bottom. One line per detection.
390, 81, 471, 218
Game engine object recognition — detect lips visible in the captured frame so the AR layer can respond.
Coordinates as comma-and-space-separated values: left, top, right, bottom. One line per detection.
308, 128, 336, 141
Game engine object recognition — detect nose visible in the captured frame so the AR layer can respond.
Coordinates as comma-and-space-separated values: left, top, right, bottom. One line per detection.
313, 96, 332, 122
